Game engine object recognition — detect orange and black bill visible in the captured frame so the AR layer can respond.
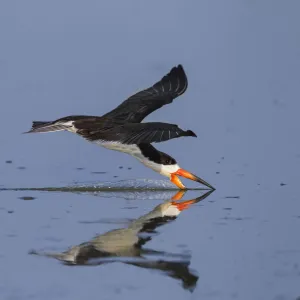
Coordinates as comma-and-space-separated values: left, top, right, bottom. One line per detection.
170, 174, 186, 189
172, 168, 215, 190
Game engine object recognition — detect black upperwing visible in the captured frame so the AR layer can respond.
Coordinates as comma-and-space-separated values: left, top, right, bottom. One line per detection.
102, 65, 188, 123
77, 122, 196, 144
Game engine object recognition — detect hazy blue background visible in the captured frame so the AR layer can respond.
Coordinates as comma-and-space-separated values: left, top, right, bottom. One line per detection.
0, 1, 299, 299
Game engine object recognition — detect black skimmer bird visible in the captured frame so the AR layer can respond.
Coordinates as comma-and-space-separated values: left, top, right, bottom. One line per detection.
25, 65, 214, 190
31, 190, 212, 290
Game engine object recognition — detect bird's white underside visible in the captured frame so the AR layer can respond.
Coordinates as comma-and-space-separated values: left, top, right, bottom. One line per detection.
63, 121, 180, 178
94, 140, 180, 178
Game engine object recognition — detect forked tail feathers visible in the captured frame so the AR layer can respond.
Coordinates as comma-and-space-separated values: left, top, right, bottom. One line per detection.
24, 121, 71, 133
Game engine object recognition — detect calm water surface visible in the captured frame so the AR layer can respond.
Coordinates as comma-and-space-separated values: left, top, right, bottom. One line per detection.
0, 1, 300, 299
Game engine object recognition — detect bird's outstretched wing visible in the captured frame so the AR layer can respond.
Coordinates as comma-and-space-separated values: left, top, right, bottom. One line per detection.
76, 122, 196, 145
102, 65, 188, 123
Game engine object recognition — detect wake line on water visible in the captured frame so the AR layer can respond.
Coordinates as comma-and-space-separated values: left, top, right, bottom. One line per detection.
0, 179, 208, 193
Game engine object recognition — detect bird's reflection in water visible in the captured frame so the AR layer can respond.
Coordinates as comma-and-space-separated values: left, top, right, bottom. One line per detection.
31, 190, 213, 291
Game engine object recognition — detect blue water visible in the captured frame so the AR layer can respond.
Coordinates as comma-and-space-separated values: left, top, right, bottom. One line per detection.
0, 1, 300, 299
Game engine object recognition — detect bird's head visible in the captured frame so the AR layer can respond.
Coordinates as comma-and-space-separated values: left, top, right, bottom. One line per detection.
157, 153, 215, 190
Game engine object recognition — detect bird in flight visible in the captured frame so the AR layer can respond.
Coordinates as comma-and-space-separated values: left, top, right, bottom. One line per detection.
25, 65, 214, 190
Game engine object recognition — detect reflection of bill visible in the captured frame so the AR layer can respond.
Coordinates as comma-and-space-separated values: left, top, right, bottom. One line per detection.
30, 190, 213, 291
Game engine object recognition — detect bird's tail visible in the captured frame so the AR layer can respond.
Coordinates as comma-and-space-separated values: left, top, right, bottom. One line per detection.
24, 120, 71, 134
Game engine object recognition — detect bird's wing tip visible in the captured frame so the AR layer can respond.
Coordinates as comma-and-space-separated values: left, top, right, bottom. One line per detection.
186, 130, 197, 137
